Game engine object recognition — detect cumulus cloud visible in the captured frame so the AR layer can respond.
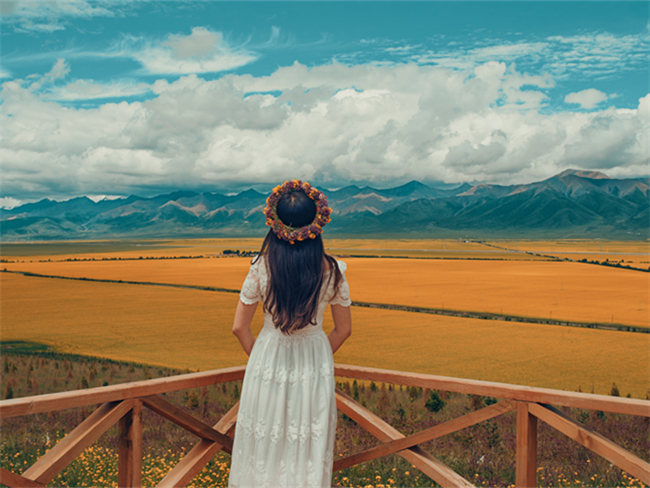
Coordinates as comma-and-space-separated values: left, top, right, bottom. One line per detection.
1, 61, 648, 201
119, 27, 257, 75
565, 89, 609, 109
0, 197, 22, 209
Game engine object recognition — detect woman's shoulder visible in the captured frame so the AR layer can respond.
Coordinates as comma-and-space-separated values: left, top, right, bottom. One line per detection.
249, 255, 268, 274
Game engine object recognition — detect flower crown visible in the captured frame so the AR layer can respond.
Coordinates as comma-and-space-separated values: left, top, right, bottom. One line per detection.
264, 180, 332, 244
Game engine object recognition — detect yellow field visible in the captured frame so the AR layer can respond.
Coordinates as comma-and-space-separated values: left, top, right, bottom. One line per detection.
2, 273, 648, 397
1, 238, 552, 261
5, 256, 648, 327
485, 240, 650, 254
344, 258, 649, 327
0, 272, 258, 369
541, 253, 649, 267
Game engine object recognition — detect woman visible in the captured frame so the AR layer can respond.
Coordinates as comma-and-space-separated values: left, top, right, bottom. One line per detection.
229, 180, 352, 487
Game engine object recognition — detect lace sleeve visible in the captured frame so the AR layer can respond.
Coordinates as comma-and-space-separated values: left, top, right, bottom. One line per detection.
240, 260, 262, 305
329, 260, 351, 307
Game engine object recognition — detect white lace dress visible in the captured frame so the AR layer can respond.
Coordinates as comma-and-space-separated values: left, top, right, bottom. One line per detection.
228, 257, 351, 488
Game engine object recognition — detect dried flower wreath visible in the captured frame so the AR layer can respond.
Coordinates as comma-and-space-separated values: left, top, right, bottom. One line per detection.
264, 180, 332, 244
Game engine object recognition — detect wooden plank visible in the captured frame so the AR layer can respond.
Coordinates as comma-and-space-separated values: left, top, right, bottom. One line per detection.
529, 403, 650, 484
335, 389, 475, 488
142, 395, 233, 451
515, 402, 537, 487
23, 400, 134, 485
118, 400, 143, 488
3, 362, 647, 418
0, 366, 246, 419
334, 364, 650, 417
334, 400, 516, 471
0, 469, 46, 488
156, 401, 239, 488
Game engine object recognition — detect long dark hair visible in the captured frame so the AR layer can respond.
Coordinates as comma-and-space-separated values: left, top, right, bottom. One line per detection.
254, 190, 342, 334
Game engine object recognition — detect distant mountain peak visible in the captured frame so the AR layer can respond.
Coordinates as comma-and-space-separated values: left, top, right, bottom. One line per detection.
397, 180, 431, 191
558, 169, 611, 180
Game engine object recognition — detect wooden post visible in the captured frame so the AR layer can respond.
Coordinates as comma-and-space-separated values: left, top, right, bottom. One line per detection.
516, 401, 537, 488
118, 400, 142, 488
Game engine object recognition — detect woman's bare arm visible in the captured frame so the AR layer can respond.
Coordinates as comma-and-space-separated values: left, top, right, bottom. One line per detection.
328, 304, 351, 354
232, 300, 258, 356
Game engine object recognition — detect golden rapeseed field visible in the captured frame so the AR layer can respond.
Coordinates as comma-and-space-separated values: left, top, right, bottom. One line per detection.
4, 254, 648, 326
2, 272, 648, 398
2, 238, 648, 398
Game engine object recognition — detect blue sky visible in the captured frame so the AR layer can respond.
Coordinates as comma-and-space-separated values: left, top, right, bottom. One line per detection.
1, 1, 649, 206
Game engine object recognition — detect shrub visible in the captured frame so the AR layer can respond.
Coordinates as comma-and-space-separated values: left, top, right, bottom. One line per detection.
470, 394, 484, 410
408, 386, 421, 401
186, 390, 200, 409
352, 380, 359, 401
425, 390, 446, 413
610, 383, 620, 397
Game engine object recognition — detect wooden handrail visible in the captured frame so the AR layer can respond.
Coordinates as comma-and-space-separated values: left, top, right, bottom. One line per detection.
1, 364, 648, 488
3, 364, 646, 419
333, 364, 650, 417
0, 366, 246, 419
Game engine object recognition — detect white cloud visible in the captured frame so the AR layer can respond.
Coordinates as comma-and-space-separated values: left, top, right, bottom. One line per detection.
3, 0, 118, 32
0, 69, 12, 79
393, 32, 650, 82
162, 27, 221, 60
4, 58, 151, 102
1, 62, 648, 199
0, 197, 22, 209
44, 58, 70, 82
119, 27, 257, 75
46, 79, 151, 101
565, 89, 609, 110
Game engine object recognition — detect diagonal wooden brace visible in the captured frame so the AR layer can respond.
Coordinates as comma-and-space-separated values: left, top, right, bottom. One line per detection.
335, 399, 515, 471
142, 395, 233, 452
156, 401, 239, 488
0, 468, 46, 488
528, 403, 650, 484
22, 400, 134, 485
335, 389, 475, 488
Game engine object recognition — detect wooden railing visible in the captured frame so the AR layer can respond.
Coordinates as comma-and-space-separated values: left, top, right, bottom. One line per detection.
1, 364, 648, 488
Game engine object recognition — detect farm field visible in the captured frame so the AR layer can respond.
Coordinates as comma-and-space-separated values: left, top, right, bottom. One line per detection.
537, 253, 649, 267
1, 272, 648, 398
344, 258, 649, 327
3, 255, 648, 327
486, 240, 649, 257
2, 238, 556, 261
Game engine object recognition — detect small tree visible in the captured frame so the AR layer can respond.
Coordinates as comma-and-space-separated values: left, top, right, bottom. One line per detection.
425, 390, 446, 413
610, 383, 620, 397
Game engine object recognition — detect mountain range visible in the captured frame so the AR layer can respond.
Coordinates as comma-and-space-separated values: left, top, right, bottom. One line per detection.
1, 170, 648, 240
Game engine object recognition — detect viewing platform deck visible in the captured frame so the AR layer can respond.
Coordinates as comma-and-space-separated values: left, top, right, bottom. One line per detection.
1, 364, 648, 488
